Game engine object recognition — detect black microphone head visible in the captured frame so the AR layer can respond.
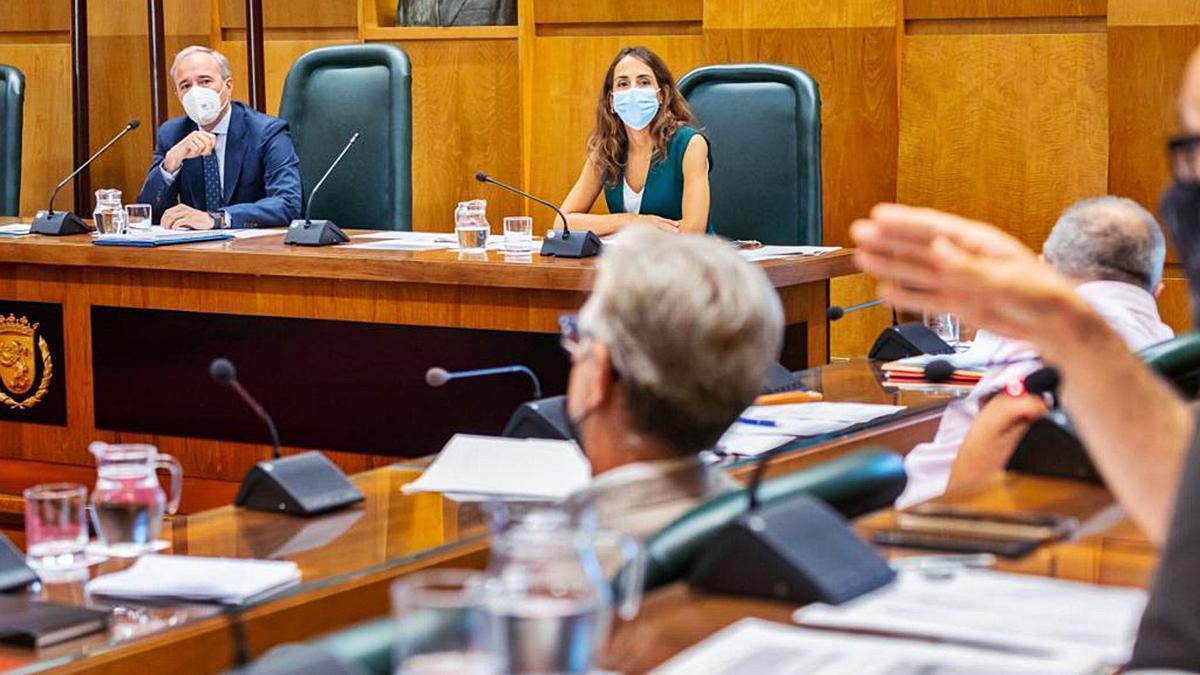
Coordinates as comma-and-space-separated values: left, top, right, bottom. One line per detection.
474, 171, 488, 183
425, 367, 450, 387
209, 358, 236, 385
923, 359, 956, 383
128, 119, 141, 130
826, 306, 845, 321
1024, 366, 1061, 396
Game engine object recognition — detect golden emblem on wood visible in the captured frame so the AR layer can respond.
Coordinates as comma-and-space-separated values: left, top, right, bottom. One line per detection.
0, 314, 52, 410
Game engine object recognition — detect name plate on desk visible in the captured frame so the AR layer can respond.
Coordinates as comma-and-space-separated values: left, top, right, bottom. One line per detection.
0, 300, 67, 426
89, 306, 569, 457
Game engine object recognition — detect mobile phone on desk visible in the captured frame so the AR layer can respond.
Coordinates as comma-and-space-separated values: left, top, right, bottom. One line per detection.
871, 530, 1043, 559
899, 504, 1079, 542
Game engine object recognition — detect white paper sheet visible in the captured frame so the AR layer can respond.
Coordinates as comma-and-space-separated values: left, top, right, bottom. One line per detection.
715, 428, 796, 457
230, 228, 286, 239
734, 402, 906, 437
794, 569, 1147, 666
402, 434, 591, 501
86, 555, 301, 605
0, 223, 31, 235
651, 618, 1103, 675
344, 239, 452, 251
739, 245, 842, 262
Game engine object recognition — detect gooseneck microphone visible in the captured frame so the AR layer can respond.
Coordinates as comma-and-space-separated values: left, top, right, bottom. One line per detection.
284, 132, 359, 246
207, 357, 364, 516
31, 119, 142, 236
209, 357, 281, 459
475, 171, 602, 258
826, 299, 884, 321
426, 364, 543, 400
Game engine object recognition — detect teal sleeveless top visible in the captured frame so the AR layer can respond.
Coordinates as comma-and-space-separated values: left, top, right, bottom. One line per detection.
604, 126, 714, 234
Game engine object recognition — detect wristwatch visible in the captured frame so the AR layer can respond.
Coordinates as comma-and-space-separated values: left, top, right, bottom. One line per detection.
209, 210, 230, 229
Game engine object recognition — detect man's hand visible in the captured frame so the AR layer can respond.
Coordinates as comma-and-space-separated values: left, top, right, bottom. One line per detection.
162, 130, 217, 174
161, 204, 215, 230
851, 203, 1094, 358
946, 393, 1048, 492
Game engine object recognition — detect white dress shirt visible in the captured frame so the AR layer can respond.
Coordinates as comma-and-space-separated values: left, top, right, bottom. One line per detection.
895, 280, 1175, 509
160, 105, 231, 189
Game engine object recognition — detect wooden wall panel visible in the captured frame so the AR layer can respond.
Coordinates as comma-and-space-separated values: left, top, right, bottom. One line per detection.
905, 0, 1105, 20
3, 45, 73, 218
705, 0, 896, 29
1108, 2, 1200, 26
898, 33, 1108, 249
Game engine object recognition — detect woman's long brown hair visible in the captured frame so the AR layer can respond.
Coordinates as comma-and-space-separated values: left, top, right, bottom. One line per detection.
586, 46, 697, 188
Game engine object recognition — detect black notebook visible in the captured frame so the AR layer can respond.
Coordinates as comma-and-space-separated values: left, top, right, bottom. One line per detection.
0, 597, 109, 648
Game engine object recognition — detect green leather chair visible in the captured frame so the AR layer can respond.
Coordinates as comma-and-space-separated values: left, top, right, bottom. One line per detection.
677, 64, 822, 245
279, 45, 412, 231
1140, 331, 1200, 399
642, 448, 905, 591
0, 64, 25, 217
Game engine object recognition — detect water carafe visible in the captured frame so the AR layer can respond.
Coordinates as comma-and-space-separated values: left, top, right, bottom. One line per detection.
93, 189, 127, 235
454, 199, 490, 252
88, 442, 182, 555
484, 508, 643, 674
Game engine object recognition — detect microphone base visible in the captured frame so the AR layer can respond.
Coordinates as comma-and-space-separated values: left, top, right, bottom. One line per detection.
540, 229, 602, 258
30, 210, 90, 236
284, 219, 350, 246
236, 451, 365, 517
502, 395, 574, 442
868, 322, 955, 361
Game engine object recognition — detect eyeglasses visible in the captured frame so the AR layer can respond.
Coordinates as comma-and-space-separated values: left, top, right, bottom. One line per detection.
1167, 133, 1200, 183
559, 313, 588, 358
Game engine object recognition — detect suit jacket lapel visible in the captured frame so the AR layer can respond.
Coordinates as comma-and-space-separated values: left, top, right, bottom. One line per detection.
222, 103, 248, 204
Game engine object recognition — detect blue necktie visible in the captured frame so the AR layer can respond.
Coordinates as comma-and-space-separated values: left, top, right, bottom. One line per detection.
203, 149, 223, 211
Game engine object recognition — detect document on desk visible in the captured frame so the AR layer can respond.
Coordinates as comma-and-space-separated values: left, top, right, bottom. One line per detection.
651, 618, 1104, 675
0, 223, 31, 236
86, 555, 301, 605
402, 434, 591, 501
229, 228, 286, 239
794, 569, 1147, 666
739, 245, 842, 262
734, 402, 906, 438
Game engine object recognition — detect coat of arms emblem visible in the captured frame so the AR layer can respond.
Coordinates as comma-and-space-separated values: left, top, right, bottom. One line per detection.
0, 314, 52, 409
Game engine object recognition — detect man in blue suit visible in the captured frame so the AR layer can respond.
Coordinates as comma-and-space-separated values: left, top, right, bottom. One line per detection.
138, 46, 301, 229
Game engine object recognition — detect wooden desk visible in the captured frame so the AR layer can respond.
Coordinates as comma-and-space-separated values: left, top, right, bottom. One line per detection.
0, 221, 857, 496
606, 474, 1158, 673
3, 359, 948, 674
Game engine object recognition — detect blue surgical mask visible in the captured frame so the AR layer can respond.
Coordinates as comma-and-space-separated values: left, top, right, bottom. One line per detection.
612, 88, 660, 131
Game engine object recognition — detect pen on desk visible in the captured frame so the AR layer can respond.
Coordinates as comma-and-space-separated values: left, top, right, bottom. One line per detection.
736, 417, 779, 428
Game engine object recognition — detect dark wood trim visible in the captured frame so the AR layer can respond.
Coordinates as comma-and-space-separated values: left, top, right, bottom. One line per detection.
146, 0, 168, 130
245, 0, 266, 112
70, 0, 90, 215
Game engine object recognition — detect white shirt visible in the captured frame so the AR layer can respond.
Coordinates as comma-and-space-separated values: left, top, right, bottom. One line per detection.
895, 280, 1175, 509
160, 106, 231, 189
623, 178, 644, 215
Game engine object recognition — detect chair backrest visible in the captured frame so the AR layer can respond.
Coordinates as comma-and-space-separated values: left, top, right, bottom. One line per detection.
642, 448, 905, 591
279, 45, 412, 231
1140, 332, 1200, 399
0, 64, 25, 217
677, 64, 822, 245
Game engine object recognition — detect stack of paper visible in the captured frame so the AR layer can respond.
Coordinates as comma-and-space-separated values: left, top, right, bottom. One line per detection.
652, 618, 1105, 674
794, 569, 1147, 667
346, 230, 537, 252
0, 223, 31, 236
739, 245, 842, 262
86, 555, 301, 605
402, 434, 591, 501
93, 226, 233, 247
717, 402, 906, 456
882, 331, 1012, 386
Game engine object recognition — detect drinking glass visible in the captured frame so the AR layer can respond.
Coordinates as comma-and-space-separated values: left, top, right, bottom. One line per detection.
24, 483, 89, 570
503, 216, 533, 253
391, 569, 501, 675
125, 204, 152, 233
924, 311, 961, 347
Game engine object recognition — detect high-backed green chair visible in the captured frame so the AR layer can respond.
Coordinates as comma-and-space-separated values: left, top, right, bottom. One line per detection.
677, 64, 822, 245
1140, 332, 1200, 399
279, 45, 412, 231
642, 448, 905, 591
0, 64, 25, 217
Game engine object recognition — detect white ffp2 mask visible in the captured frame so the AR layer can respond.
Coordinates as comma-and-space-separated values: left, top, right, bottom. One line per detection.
181, 85, 224, 127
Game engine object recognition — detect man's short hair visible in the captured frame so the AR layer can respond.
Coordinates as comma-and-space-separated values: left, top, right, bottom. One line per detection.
579, 227, 784, 454
1042, 196, 1166, 291
170, 46, 233, 83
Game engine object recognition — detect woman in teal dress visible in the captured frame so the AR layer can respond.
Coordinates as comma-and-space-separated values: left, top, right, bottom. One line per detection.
559, 46, 712, 236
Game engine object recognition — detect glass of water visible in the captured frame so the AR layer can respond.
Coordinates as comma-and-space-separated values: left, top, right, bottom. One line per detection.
503, 216, 533, 253
391, 569, 501, 675
455, 200, 490, 253
125, 204, 152, 233
924, 311, 962, 347
24, 483, 89, 571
